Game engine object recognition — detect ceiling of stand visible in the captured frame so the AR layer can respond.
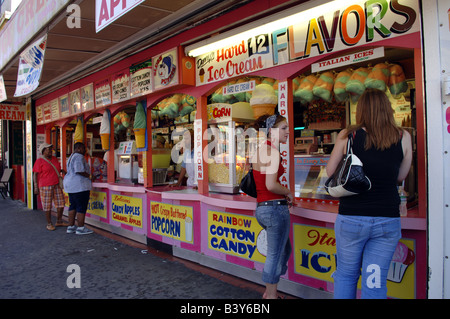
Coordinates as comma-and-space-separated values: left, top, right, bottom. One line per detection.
1, 0, 246, 102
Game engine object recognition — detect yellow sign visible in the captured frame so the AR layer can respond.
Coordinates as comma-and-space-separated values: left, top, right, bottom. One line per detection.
87, 191, 107, 219
150, 202, 193, 243
111, 194, 143, 228
293, 224, 337, 282
208, 211, 265, 263
293, 223, 416, 299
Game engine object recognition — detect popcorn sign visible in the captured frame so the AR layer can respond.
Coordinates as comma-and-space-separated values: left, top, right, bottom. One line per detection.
150, 202, 194, 243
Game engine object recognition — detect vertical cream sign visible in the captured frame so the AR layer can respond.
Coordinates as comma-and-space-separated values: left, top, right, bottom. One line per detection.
278, 81, 289, 188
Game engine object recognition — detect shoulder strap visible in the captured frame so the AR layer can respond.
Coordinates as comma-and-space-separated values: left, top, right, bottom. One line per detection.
42, 157, 60, 177
346, 133, 354, 155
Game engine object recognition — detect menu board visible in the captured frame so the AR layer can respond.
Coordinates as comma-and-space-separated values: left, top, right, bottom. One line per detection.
36, 105, 44, 124
43, 103, 51, 123
59, 94, 69, 118
69, 89, 81, 114
130, 60, 152, 97
112, 69, 130, 103
153, 48, 179, 90
94, 78, 112, 108
81, 83, 94, 111
50, 99, 59, 121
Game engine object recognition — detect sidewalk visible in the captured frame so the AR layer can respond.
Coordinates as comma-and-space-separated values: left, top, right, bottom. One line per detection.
0, 198, 270, 299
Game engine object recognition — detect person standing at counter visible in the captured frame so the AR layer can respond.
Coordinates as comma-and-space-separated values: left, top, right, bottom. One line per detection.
252, 114, 293, 299
326, 88, 412, 299
64, 142, 93, 235
172, 129, 197, 188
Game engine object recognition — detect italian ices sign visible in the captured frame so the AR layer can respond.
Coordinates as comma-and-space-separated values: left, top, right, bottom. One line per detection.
14, 34, 47, 97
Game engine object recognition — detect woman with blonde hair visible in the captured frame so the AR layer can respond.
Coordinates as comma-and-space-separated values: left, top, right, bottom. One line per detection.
326, 88, 412, 299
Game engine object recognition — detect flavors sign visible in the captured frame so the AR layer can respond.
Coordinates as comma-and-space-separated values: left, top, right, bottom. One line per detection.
194, 0, 419, 85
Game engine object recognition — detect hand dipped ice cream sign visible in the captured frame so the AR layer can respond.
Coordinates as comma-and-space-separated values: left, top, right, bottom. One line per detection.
194, 0, 419, 86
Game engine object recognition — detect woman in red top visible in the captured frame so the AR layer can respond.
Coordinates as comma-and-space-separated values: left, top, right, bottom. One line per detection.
252, 114, 292, 299
33, 143, 67, 231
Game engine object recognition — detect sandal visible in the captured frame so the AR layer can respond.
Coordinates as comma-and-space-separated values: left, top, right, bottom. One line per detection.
55, 221, 69, 227
46, 224, 56, 231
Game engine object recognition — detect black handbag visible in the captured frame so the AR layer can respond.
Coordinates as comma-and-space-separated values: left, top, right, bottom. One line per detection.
240, 166, 257, 198
324, 134, 371, 197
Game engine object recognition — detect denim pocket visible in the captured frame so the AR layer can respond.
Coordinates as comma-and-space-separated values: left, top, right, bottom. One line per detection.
380, 218, 401, 240
338, 216, 364, 240
255, 206, 274, 228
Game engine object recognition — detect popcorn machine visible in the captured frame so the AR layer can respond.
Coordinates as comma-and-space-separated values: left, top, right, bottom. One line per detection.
207, 103, 255, 194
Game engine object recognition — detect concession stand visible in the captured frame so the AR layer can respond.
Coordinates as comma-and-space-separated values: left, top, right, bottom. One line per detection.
33, 0, 427, 298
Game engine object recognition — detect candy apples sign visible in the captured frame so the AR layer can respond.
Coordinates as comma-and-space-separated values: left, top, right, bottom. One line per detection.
194, 0, 419, 86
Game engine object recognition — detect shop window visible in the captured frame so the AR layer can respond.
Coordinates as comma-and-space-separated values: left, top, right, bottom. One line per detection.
85, 113, 107, 182
50, 125, 60, 159
206, 77, 277, 194
152, 94, 197, 186
292, 48, 418, 209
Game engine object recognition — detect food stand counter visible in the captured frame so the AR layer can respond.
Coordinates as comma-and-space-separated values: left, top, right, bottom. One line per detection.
81, 181, 426, 299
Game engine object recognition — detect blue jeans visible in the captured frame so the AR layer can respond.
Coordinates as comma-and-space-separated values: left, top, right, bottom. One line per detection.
255, 203, 291, 284
333, 214, 401, 299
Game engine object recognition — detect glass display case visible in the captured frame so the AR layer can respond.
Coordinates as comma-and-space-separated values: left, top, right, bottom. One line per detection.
207, 103, 255, 194
294, 155, 335, 201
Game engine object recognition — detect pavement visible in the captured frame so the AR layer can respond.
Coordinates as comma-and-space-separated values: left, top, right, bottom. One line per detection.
0, 198, 290, 301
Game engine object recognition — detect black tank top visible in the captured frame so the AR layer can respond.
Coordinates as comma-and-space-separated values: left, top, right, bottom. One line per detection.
338, 128, 403, 217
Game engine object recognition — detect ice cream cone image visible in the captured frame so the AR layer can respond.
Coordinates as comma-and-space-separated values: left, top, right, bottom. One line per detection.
133, 128, 146, 148
199, 68, 205, 83
99, 111, 111, 150
133, 102, 147, 148
250, 84, 277, 118
74, 118, 84, 143
387, 242, 415, 283
100, 133, 110, 150
251, 104, 276, 118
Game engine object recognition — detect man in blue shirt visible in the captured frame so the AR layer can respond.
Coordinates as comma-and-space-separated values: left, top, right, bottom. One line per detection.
63, 142, 93, 235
